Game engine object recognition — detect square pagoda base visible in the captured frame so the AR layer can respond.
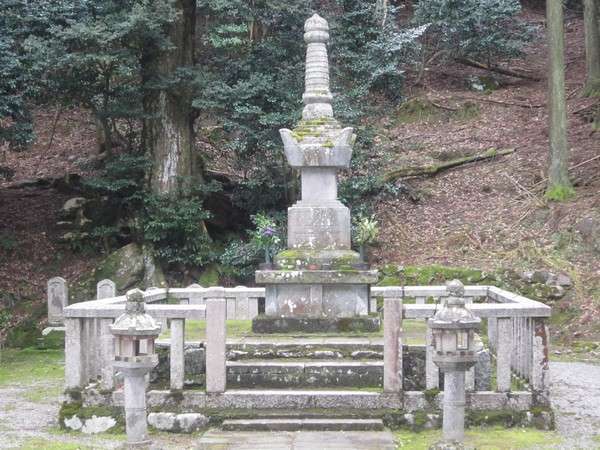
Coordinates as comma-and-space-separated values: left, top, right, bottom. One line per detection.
253, 269, 380, 334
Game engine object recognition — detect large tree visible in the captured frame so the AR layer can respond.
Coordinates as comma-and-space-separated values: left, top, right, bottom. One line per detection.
583, 0, 600, 96
142, 0, 200, 196
545, 0, 574, 201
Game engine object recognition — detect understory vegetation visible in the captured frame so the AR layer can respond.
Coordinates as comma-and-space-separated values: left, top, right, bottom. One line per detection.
0, 1, 598, 349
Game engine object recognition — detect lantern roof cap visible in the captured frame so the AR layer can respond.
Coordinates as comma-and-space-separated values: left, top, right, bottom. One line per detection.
110, 288, 161, 337
428, 280, 480, 329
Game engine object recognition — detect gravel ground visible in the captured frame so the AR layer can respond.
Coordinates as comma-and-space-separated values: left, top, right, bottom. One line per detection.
549, 361, 600, 450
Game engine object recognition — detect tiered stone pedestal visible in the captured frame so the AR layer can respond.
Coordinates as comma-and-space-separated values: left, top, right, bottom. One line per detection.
253, 269, 379, 333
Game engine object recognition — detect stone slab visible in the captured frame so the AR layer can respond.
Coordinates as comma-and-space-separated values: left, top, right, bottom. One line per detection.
256, 270, 379, 285
226, 360, 384, 389
251, 316, 380, 334
197, 430, 396, 450
287, 202, 351, 249
108, 389, 532, 412
221, 418, 384, 432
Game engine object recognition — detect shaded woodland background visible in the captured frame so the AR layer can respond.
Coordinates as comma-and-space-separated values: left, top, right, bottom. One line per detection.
0, 0, 598, 355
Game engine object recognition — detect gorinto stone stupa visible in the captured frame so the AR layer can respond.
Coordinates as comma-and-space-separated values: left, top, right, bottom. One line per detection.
253, 14, 379, 333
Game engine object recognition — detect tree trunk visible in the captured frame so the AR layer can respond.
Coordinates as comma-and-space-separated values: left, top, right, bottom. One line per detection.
143, 0, 199, 196
583, 0, 600, 95
94, 114, 111, 156
545, 0, 573, 200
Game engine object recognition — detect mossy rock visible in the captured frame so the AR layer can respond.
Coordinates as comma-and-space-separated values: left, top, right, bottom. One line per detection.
467, 75, 500, 92
197, 263, 221, 287
378, 264, 491, 287
58, 401, 124, 433
69, 243, 166, 303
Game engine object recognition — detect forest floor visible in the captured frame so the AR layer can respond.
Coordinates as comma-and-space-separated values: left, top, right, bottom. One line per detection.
0, 7, 598, 349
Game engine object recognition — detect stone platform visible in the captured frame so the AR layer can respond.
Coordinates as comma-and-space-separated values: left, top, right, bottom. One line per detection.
255, 269, 379, 332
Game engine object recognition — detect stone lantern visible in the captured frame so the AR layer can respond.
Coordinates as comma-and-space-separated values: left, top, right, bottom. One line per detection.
428, 280, 480, 446
110, 288, 161, 446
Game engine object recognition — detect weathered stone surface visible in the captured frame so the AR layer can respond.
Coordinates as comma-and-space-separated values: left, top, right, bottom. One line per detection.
221, 418, 384, 432
81, 415, 117, 434
96, 279, 116, 299
252, 315, 380, 334
575, 216, 600, 253
64, 415, 83, 431
48, 276, 68, 325
275, 248, 361, 270
152, 339, 425, 391
261, 281, 372, 319
206, 293, 226, 393
287, 202, 351, 249
226, 360, 383, 389
474, 348, 492, 391
177, 413, 209, 433
148, 412, 177, 431
257, 269, 378, 285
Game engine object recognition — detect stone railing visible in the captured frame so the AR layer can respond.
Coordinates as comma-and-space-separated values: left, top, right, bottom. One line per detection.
375, 286, 551, 404
62, 286, 262, 391
61, 283, 550, 408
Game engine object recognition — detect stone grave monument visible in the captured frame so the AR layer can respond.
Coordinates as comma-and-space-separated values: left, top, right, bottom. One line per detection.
253, 14, 379, 333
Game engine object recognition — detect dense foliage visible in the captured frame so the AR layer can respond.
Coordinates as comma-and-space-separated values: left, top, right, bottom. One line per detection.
193, 0, 421, 212
0, 0, 537, 280
413, 0, 535, 66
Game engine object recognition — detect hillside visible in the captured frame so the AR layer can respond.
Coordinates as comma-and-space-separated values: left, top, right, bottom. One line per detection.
0, 7, 598, 347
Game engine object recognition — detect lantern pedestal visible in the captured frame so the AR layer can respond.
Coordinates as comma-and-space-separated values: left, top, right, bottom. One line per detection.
114, 359, 158, 446
442, 370, 466, 442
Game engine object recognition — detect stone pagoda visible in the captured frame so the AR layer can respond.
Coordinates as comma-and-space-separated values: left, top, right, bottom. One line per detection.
253, 14, 379, 333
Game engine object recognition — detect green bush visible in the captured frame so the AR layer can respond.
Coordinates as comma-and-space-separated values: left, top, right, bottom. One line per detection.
220, 240, 262, 282
413, 0, 535, 65
143, 194, 214, 268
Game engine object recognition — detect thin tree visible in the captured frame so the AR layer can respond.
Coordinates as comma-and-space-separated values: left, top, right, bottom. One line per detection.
545, 0, 574, 201
583, 0, 600, 96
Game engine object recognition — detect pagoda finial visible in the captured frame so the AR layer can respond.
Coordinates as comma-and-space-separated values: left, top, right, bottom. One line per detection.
302, 14, 333, 120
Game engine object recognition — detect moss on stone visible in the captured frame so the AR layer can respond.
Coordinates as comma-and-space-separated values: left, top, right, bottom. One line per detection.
423, 387, 440, 403
275, 249, 360, 270
377, 264, 490, 287
59, 401, 124, 433
412, 410, 429, 430
467, 409, 526, 427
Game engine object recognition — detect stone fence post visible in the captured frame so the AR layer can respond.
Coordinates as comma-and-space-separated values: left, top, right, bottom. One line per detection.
48, 277, 68, 326
205, 287, 227, 393
383, 294, 403, 393
97, 279, 116, 299
531, 317, 550, 405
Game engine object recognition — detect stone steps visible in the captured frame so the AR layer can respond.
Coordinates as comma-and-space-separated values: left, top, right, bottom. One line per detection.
153, 340, 426, 390
226, 359, 383, 388
226, 337, 386, 360
221, 418, 385, 432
